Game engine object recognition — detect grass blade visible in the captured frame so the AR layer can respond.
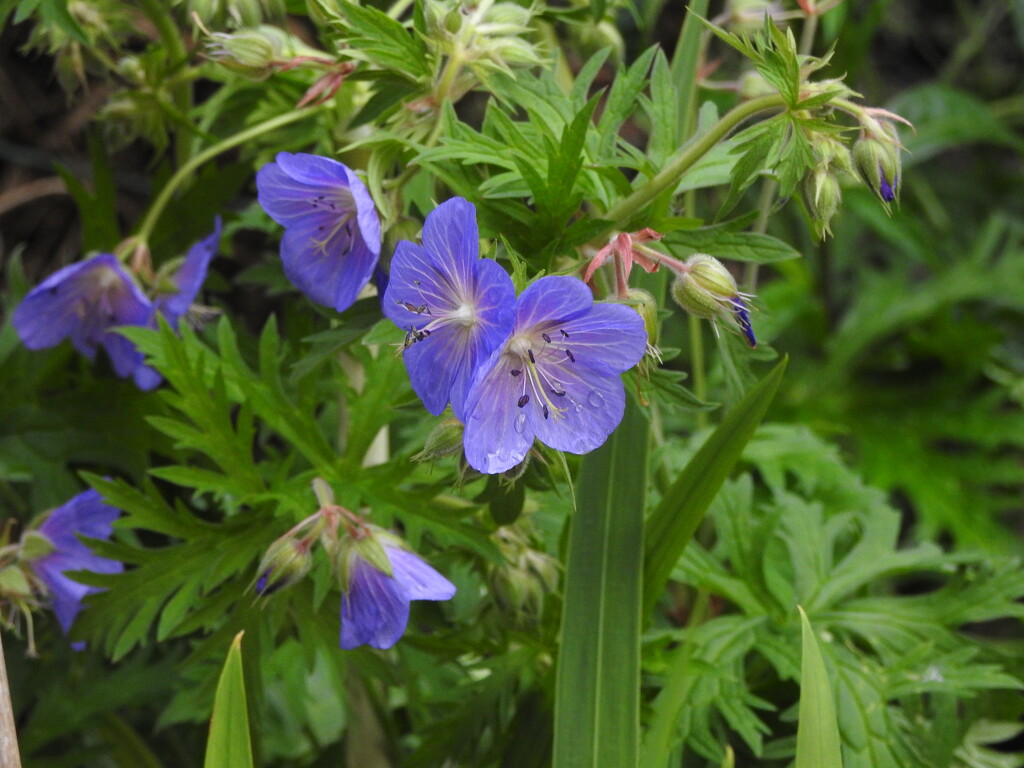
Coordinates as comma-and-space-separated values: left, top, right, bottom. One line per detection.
796, 607, 844, 768
553, 401, 648, 768
204, 632, 254, 768
642, 357, 786, 616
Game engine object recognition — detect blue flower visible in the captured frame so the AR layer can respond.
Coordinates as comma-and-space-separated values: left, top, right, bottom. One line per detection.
152, 216, 222, 327
30, 489, 123, 640
256, 152, 382, 313
12, 253, 161, 390
340, 540, 455, 650
383, 197, 515, 420
462, 275, 648, 474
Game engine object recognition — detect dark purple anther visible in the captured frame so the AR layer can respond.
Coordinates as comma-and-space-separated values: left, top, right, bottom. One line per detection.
518, 394, 530, 407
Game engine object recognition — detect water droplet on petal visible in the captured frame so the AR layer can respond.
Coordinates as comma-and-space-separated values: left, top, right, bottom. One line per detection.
587, 391, 604, 408
513, 413, 527, 433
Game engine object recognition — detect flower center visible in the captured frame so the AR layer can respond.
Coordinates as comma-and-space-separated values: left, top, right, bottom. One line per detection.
505, 327, 577, 421
450, 302, 477, 328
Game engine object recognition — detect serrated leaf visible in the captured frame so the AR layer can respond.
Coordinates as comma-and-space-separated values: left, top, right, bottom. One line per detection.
337, 1, 430, 81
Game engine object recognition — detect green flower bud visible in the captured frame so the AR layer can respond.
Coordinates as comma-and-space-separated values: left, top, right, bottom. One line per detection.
803, 169, 842, 240
412, 418, 465, 462
626, 288, 659, 350
254, 537, 313, 596
853, 123, 901, 206
444, 7, 464, 34
487, 525, 559, 624
206, 25, 321, 80
739, 70, 776, 100
672, 255, 739, 320
570, 19, 625, 64
670, 255, 756, 347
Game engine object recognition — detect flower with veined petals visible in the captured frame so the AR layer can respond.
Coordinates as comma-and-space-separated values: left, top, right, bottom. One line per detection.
339, 533, 455, 650
383, 197, 515, 420
12, 253, 161, 389
12, 222, 222, 390
28, 489, 123, 641
256, 152, 381, 313
462, 275, 647, 474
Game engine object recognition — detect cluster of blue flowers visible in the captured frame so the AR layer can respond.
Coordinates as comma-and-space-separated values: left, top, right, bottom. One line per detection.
255, 153, 649, 475
10, 150, 646, 651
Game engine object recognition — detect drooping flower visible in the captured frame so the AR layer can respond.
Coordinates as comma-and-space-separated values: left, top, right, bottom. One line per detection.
152, 216, 222, 328
28, 489, 123, 640
669, 254, 757, 348
462, 275, 647, 474
383, 197, 515, 419
339, 531, 455, 650
12, 253, 161, 390
256, 152, 382, 313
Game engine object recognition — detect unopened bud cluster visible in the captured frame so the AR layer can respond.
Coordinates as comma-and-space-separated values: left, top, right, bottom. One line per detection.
424, 0, 542, 82
487, 524, 559, 625
803, 134, 856, 240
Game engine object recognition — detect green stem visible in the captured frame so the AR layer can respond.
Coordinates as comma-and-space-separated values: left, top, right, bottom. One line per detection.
688, 314, 707, 430
601, 93, 787, 232
387, 0, 415, 19
743, 177, 777, 291
135, 107, 319, 245
798, 10, 818, 57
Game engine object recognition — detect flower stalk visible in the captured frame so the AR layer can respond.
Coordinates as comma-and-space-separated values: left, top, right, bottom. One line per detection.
600, 92, 788, 232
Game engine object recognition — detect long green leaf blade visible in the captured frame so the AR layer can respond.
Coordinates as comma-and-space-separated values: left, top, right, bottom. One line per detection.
554, 401, 648, 768
642, 357, 786, 616
796, 607, 843, 768
204, 632, 254, 768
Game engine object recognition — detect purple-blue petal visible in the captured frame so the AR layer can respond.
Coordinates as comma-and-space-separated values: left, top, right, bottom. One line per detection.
419, 197, 478, 292
462, 275, 648, 474
386, 546, 456, 601
33, 489, 123, 636
549, 302, 647, 372
462, 348, 536, 474
12, 253, 160, 388
156, 217, 221, 325
279, 216, 378, 313
257, 152, 381, 312
512, 275, 593, 332
344, 164, 382, 256
384, 199, 515, 419
526, 362, 626, 454
340, 556, 411, 650
879, 168, 897, 202
12, 254, 151, 352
